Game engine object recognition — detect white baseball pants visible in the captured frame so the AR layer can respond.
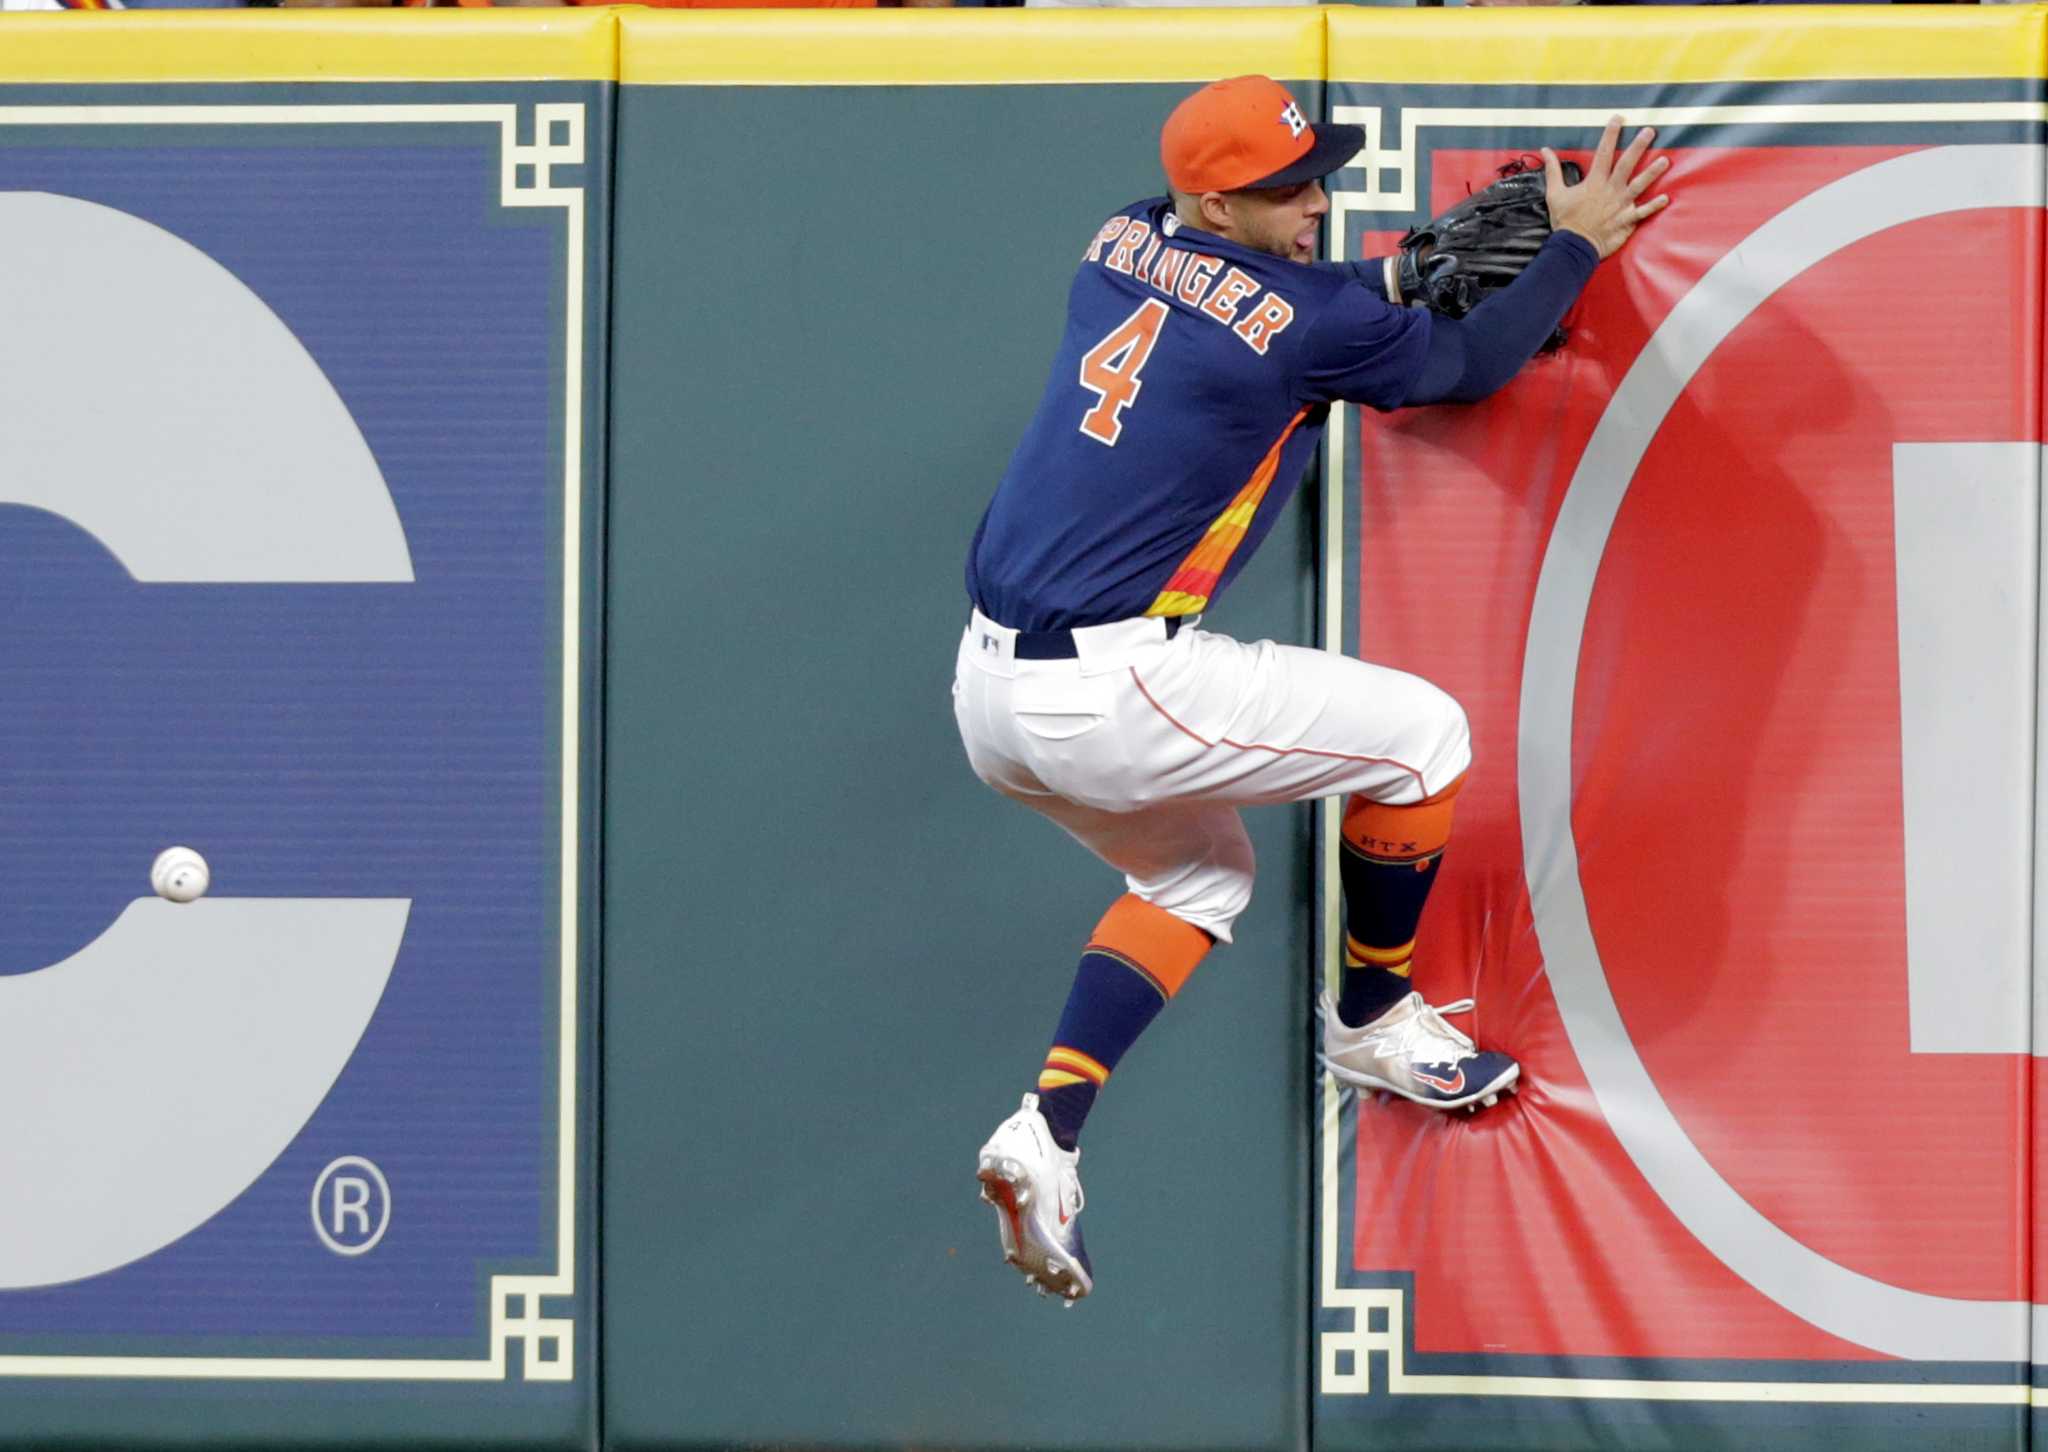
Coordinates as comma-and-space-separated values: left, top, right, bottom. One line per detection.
952, 609, 1471, 942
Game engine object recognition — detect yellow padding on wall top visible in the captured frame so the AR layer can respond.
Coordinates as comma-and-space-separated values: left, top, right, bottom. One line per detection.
620, 9, 1324, 87
0, 6, 2032, 91
1328, 4, 2046, 85
0, 10, 615, 84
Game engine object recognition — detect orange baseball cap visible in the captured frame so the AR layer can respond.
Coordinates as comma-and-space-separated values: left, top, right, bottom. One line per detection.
1160, 76, 1364, 195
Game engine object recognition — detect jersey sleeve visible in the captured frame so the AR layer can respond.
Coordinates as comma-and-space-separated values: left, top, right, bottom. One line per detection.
1292, 281, 1433, 412
1313, 257, 1396, 304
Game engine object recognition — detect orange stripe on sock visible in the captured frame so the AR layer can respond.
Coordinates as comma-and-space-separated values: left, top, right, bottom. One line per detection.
1342, 771, 1466, 863
1345, 935, 1414, 970
1087, 893, 1212, 998
1037, 1069, 1091, 1091
1045, 1046, 1110, 1085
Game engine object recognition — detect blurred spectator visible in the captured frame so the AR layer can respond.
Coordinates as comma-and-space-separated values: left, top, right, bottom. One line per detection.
1027, 0, 1309, 8
1467, 0, 1950, 6
558, 0, 955, 7
262, 0, 954, 8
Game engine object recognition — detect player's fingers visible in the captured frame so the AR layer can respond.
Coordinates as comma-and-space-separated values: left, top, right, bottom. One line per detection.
1590, 115, 1623, 178
1615, 124, 1655, 180
1541, 145, 1567, 194
1634, 192, 1671, 222
1625, 154, 1671, 198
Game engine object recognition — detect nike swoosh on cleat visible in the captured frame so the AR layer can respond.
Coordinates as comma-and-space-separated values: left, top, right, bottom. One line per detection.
1413, 1066, 1465, 1093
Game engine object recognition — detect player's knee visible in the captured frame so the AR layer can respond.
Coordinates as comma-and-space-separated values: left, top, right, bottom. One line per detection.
1201, 834, 1256, 942
1139, 832, 1254, 944
1176, 882, 1252, 946
1421, 688, 1472, 794
1442, 694, 1473, 768
1216, 862, 1254, 929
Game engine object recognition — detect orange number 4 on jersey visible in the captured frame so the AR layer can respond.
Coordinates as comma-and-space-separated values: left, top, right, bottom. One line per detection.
1077, 298, 1169, 446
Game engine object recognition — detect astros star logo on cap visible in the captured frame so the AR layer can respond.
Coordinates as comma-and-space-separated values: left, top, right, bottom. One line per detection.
1160, 76, 1364, 195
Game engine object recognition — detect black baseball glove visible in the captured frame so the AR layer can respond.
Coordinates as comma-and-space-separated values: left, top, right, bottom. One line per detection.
1388, 155, 1583, 349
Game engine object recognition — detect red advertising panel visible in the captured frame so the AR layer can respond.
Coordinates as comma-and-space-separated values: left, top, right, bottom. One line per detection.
1319, 22, 2044, 1446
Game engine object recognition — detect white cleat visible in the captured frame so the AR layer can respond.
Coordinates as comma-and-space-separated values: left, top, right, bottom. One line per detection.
975, 1093, 1094, 1303
1318, 990, 1521, 1113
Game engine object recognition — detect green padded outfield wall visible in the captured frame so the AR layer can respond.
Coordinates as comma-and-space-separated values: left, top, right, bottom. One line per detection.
600, 13, 1323, 1452
0, 14, 608, 1451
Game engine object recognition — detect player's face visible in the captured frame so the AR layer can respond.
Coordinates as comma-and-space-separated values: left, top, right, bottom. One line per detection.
1225, 179, 1329, 264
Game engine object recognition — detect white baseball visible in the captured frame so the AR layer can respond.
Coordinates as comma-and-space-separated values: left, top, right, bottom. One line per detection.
150, 846, 210, 904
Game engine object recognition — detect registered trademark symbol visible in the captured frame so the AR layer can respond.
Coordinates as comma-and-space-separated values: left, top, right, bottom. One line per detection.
311, 1156, 391, 1257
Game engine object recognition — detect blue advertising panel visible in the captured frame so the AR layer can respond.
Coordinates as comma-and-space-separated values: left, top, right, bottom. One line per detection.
0, 74, 602, 1434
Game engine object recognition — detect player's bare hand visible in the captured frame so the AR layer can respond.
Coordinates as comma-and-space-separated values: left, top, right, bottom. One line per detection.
1542, 117, 1670, 260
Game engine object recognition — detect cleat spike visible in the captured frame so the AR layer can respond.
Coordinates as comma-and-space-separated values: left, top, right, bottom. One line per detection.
1483, 1093, 1498, 1107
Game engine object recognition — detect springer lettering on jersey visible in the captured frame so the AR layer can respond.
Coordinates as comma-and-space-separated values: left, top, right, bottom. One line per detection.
1086, 210, 1299, 358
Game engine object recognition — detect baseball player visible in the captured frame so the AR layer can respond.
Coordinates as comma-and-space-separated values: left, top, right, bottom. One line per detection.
957, 76, 1669, 1303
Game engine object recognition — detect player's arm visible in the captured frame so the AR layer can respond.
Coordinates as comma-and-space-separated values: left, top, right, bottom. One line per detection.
1294, 248, 1592, 411
1405, 127, 1667, 402
1319, 256, 1401, 306
1305, 120, 1670, 408
1397, 232, 1595, 404
1328, 240, 1575, 314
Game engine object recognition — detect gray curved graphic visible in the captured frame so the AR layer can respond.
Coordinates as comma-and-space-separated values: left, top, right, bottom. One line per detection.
0, 192, 412, 581
0, 899, 408, 1288
0, 194, 419, 1288
1520, 143, 2036, 1361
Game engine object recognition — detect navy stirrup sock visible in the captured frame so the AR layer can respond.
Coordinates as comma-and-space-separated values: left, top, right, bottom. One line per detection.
1336, 777, 1464, 1028
1033, 894, 1211, 1150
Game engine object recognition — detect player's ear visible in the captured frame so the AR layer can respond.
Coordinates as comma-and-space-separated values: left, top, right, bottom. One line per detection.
1198, 190, 1234, 234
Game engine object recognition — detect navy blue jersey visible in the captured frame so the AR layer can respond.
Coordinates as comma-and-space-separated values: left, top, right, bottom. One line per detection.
967, 197, 1432, 633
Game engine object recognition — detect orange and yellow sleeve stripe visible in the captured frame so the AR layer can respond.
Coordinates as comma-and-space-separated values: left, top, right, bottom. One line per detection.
1147, 407, 1309, 619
